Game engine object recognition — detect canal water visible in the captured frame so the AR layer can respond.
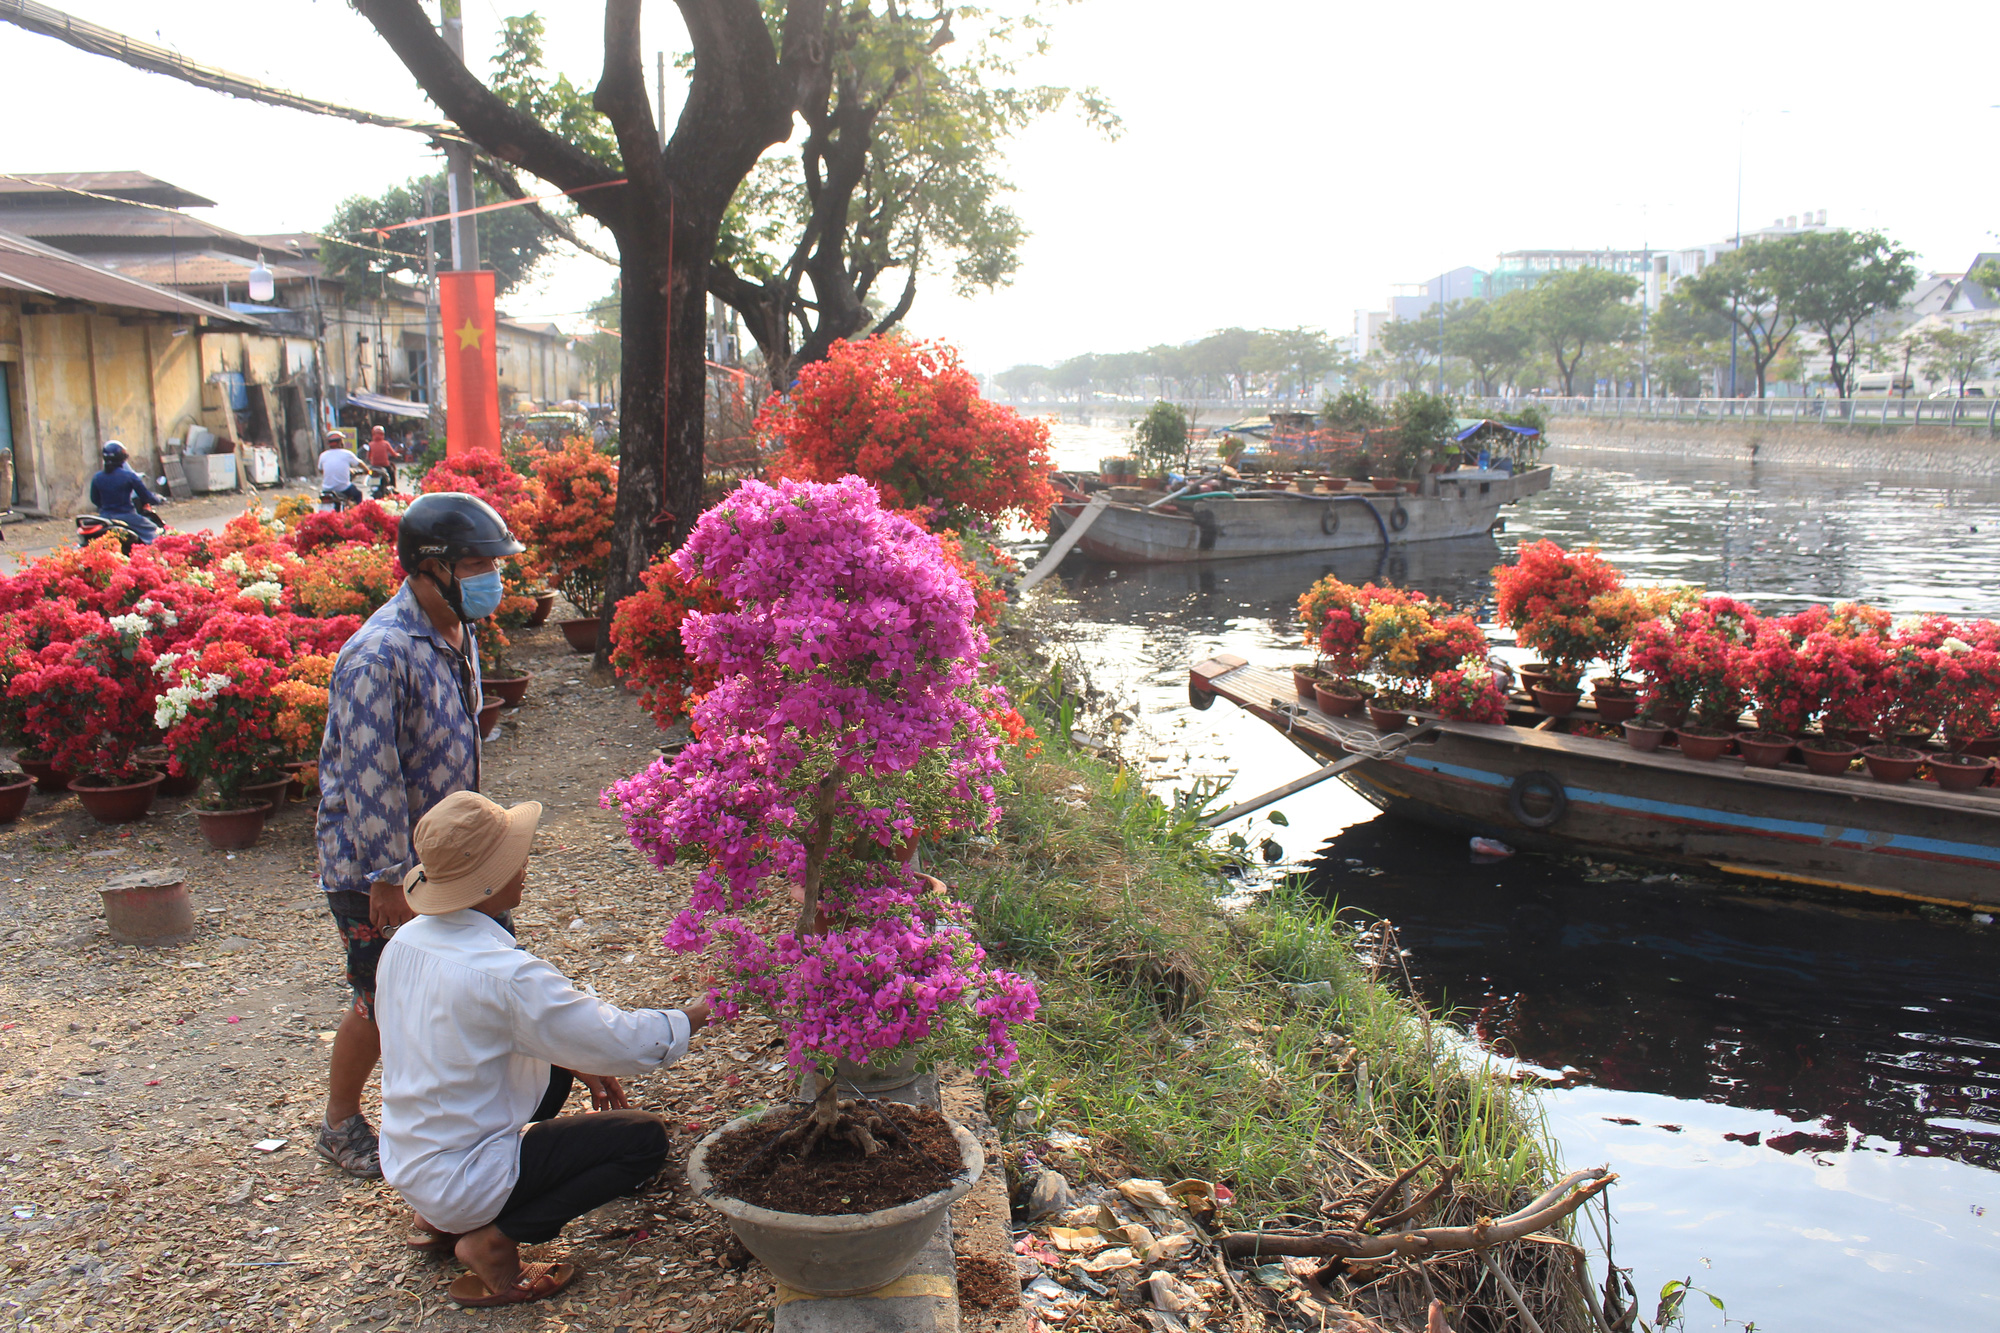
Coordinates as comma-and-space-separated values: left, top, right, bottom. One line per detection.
1031, 421, 2000, 1330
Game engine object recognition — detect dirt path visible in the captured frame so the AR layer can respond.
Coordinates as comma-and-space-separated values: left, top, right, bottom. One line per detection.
0, 618, 800, 1333
1, 484, 321, 571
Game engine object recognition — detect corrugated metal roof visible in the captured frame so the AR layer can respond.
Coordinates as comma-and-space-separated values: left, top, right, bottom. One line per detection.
0, 202, 250, 246
96, 250, 318, 287
0, 172, 216, 208
0, 228, 255, 325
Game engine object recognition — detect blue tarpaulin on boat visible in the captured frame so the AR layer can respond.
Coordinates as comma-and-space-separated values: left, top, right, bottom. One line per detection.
1451, 419, 1540, 443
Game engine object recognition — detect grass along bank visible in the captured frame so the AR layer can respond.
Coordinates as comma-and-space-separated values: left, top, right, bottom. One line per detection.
933, 649, 1595, 1331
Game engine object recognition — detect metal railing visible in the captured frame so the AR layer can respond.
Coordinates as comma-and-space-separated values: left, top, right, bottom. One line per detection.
1460, 396, 2000, 431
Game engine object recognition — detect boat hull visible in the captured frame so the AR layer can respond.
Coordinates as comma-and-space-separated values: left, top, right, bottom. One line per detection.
1052, 468, 1550, 564
1193, 656, 2000, 909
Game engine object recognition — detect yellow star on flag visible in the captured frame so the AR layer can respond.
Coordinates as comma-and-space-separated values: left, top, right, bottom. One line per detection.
454, 319, 484, 350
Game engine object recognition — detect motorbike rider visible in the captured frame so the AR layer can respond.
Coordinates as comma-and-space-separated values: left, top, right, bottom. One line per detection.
320, 430, 367, 507
88, 442, 163, 543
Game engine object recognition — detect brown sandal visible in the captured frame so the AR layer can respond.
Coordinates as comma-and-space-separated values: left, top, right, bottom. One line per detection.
448, 1260, 579, 1307
405, 1230, 462, 1255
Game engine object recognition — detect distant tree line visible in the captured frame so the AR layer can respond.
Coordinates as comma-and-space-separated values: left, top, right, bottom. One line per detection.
994, 326, 1344, 403
1367, 229, 1954, 400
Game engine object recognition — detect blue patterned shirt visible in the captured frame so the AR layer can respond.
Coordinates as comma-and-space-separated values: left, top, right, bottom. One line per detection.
316, 582, 483, 895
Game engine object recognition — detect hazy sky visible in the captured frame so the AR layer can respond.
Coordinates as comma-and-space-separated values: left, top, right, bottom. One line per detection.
5, 0, 1994, 375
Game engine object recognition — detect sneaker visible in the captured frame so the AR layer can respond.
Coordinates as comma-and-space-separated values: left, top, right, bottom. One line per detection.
316, 1113, 382, 1178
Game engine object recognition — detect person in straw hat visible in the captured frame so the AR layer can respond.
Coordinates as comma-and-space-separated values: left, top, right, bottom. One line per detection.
375, 790, 711, 1308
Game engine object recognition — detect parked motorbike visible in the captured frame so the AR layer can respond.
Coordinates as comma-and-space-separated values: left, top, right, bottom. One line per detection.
76, 504, 168, 553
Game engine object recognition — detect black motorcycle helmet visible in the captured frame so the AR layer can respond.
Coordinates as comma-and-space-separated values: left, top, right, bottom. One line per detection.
101, 441, 128, 470
397, 492, 525, 621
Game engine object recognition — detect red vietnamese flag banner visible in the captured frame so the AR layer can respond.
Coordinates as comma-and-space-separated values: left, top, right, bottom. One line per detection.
438, 269, 500, 457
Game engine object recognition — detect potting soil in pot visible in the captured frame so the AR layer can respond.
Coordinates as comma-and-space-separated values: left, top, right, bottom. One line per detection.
701, 1102, 961, 1213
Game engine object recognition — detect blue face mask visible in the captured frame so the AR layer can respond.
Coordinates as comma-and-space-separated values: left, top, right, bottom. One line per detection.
455, 570, 505, 622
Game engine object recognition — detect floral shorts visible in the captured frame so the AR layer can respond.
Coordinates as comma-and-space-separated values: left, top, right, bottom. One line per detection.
326, 890, 390, 1020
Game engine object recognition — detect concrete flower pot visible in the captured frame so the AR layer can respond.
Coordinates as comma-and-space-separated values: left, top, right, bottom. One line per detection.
686, 1106, 982, 1297
834, 1050, 923, 1096
100, 868, 193, 945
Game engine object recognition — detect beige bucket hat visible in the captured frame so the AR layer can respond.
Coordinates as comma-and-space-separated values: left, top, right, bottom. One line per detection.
403, 791, 542, 914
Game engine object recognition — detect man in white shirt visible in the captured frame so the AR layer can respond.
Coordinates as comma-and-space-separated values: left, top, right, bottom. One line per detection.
376, 790, 711, 1308
319, 431, 366, 504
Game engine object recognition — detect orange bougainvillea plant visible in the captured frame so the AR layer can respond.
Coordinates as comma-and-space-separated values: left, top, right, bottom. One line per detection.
760, 336, 1058, 529
271, 654, 335, 764
1491, 540, 1625, 690
524, 439, 618, 619
293, 543, 402, 620
608, 556, 733, 728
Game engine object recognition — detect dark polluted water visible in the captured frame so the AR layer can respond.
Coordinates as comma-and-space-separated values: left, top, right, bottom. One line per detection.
1033, 427, 2000, 1330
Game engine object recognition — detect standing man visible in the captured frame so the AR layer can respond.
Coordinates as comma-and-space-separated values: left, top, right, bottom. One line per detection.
367, 425, 404, 499
320, 430, 366, 506
314, 493, 522, 1177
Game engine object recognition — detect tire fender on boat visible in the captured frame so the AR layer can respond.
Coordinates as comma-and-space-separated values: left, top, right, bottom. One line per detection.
1507, 770, 1568, 828
1389, 505, 1410, 533
1320, 506, 1340, 537
1193, 506, 1219, 551
1187, 675, 1217, 710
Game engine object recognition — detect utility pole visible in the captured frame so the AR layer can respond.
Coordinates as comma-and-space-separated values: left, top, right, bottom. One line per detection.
656, 51, 667, 149
1436, 271, 1446, 397
1728, 116, 1744, 399
439, 0, 480, 274
424, 178, 441, 433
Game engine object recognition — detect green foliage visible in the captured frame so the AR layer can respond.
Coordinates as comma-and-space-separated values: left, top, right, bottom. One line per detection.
1783, 230, 1918, 397
1442, 298, 1532, 394
1649, 290, 1733, 397
937, 675, 1556, 1213
1321, 387, 1386, 434
1518, 268, 1639, 396
1677, 236, 1811, 398
1130, 400, 1189, 472
1246, 327, 1337, 397
1387, 389, 1460, 476
321, 171, 557, 297
1912, 324, 1998, 393
491, 13, 619, 164
1375, 315, 1441, 392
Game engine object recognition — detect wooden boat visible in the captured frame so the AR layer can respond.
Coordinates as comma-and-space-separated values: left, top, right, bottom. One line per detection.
1048, 467, 1552, 564
1190, 654, 2000, 909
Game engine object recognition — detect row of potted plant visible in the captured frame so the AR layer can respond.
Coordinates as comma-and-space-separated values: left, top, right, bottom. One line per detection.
1290, 544, 2000, 790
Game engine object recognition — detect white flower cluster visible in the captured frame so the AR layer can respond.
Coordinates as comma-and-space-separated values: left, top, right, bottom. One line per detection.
108, 612, 151, 638
1943, 636, 1973, 654
135, 598, 178, 628
240, 581, 284, 608
183, 569, 215, 589
153, 670, 229, 730
219, 552, 252, 578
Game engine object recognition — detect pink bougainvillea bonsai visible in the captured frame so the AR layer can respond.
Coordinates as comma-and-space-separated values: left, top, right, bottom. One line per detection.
604, 476, 1037, 1159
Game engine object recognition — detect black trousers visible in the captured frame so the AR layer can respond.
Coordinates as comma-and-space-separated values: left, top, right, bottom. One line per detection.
490, 1069, 668, 1244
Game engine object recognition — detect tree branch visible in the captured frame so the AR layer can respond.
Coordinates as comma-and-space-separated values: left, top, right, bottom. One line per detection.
473, 153, 619, 266
869, 263, 918, 337
354, 0, 621, 209
595, 0, 669, 205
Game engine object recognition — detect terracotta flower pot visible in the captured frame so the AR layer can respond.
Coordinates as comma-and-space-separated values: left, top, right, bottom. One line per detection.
1516, 662, 1552, 691
1314, 682, 1366, 717
196, 803, 271, 851
1323, 477, 1348, 491
0, 773, 32, 824
1860, 745, 1923, 783
1530, 686, 1582, 717
1927, 752, 1994, 792
486, 674, 531, 706
558, 617, 602, 654
525, 591, 558, 628
1593, 691, 1639, 725
1798, 740, 1860, 776
136, 746, 201, 798
284, 760, 317, 803
1403, 479, 1422, 495
1675, 726, 1733, 762
1622, 721, 1670, 753
1825, 726, 1873, 748
1736, 731, 1797, 769
1290, 667, 1319, 697
100, 868, 193, 945
1370, 476, 1402, 493
477, 695, 505, 735
1366, 703, 1409, 732
237, 775, 293, 817
14, 750, 70, 795
1958, 735, 2000, 758
69, 771, 165, 824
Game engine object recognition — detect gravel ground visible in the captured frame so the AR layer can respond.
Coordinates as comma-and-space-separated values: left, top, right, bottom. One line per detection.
0, 620, 805, 1333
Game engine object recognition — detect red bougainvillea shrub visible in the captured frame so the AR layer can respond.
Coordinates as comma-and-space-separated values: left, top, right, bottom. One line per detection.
1491, 540, 1624, 690
523, 439, 617, 618
608, 557, 732, 728
760, 337, 1058, 529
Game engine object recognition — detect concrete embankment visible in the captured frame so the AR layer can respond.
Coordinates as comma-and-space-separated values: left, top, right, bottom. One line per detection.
1546, 415, 2000, 478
